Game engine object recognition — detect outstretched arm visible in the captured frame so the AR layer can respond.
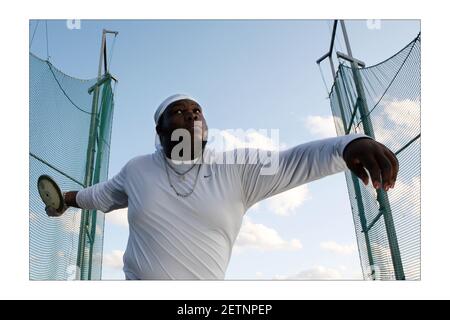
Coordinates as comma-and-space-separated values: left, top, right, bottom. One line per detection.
47, 164, 129, 217
238, 134, 398, 210
75, 165, 129, 213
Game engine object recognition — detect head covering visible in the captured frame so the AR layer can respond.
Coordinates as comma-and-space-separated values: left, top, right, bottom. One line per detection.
154, 94, 199, 125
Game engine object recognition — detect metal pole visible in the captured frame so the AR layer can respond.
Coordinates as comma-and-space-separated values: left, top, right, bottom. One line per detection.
76, 30, 107, 280
97, 30, 107, 78
340, 67, 377, 278
339, 20, 405, 280
316, 21, 377, 279
334, 70, 376, 279
87, 80, 113, 280
340, 93, 377, 280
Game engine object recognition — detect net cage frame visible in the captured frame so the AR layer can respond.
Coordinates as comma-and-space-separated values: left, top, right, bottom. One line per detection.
328, 34, 421, 280
29, 52, 116, 280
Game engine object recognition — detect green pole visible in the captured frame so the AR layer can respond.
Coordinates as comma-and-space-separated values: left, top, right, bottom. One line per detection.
336, 70, 376, 279
87, 79, 112, 280
76, 81, 100, 280
76, 30, 107, 280
340, 20, 405, 280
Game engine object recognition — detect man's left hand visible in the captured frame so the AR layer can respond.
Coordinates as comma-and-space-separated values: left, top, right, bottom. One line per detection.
343, 138, 399, 191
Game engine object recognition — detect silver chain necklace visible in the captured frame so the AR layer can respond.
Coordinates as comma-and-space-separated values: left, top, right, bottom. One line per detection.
162, 152, 203, 197
164, 155, 200, 179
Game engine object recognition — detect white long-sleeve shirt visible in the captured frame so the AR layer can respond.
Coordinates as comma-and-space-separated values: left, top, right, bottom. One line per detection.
76, 134, 368, 280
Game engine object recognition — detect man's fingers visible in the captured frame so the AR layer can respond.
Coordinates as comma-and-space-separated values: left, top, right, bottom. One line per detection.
45, 205, 64, 217
375, 152, 393, 191
45, 206, 57, 217
383, 148, 399, 187
348, 161, 369, 185
363, 157, 382, 189
343, 138, 400, 191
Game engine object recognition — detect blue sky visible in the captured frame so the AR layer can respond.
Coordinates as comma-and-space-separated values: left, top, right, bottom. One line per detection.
29, 19, 420, 280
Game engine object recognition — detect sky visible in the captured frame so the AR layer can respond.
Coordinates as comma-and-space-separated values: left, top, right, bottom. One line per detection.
29, 19, 420, 280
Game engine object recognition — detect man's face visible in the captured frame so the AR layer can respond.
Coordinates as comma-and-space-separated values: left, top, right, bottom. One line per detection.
156, 99, 208, 156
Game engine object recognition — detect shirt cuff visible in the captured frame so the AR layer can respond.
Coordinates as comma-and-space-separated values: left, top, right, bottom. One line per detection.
337, 133, 373, 157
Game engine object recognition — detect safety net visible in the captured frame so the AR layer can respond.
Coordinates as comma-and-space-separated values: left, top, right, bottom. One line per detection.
29, 53, 115, 280
329, 34, 420, 280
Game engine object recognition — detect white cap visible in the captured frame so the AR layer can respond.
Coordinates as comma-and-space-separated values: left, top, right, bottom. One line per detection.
154, 94, 199, 125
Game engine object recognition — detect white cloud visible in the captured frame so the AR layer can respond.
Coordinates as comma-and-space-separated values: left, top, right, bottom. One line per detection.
208, 129, 310, 217
320, 241, 358, 255
95, 224, 103, 235
388, 175, 421, 217
208, 129, 287, 152
234, 217, 302, 253
382, 98, 420, 128
105, 208, 128, 228
361, 242, 397, 280
265, 185, 311, 216
370, 242, 393, 260
59, 210, 82, 235
245, 185, 310, 217
376, 98, 420, 150
275, 266, 344, 280
103, 250, 124, 270
223, 130, 279, 150
305, 115, 338, 138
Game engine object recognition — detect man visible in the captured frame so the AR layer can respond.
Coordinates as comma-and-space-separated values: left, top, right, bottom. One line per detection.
55, 94, 398, 280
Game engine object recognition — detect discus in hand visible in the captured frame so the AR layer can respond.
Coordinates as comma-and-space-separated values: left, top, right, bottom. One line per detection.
37, 175, 65, 217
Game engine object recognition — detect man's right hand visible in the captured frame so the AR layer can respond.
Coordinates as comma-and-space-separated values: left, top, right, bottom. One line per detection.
45, 191, 78, 217
64, 191, 80, 208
